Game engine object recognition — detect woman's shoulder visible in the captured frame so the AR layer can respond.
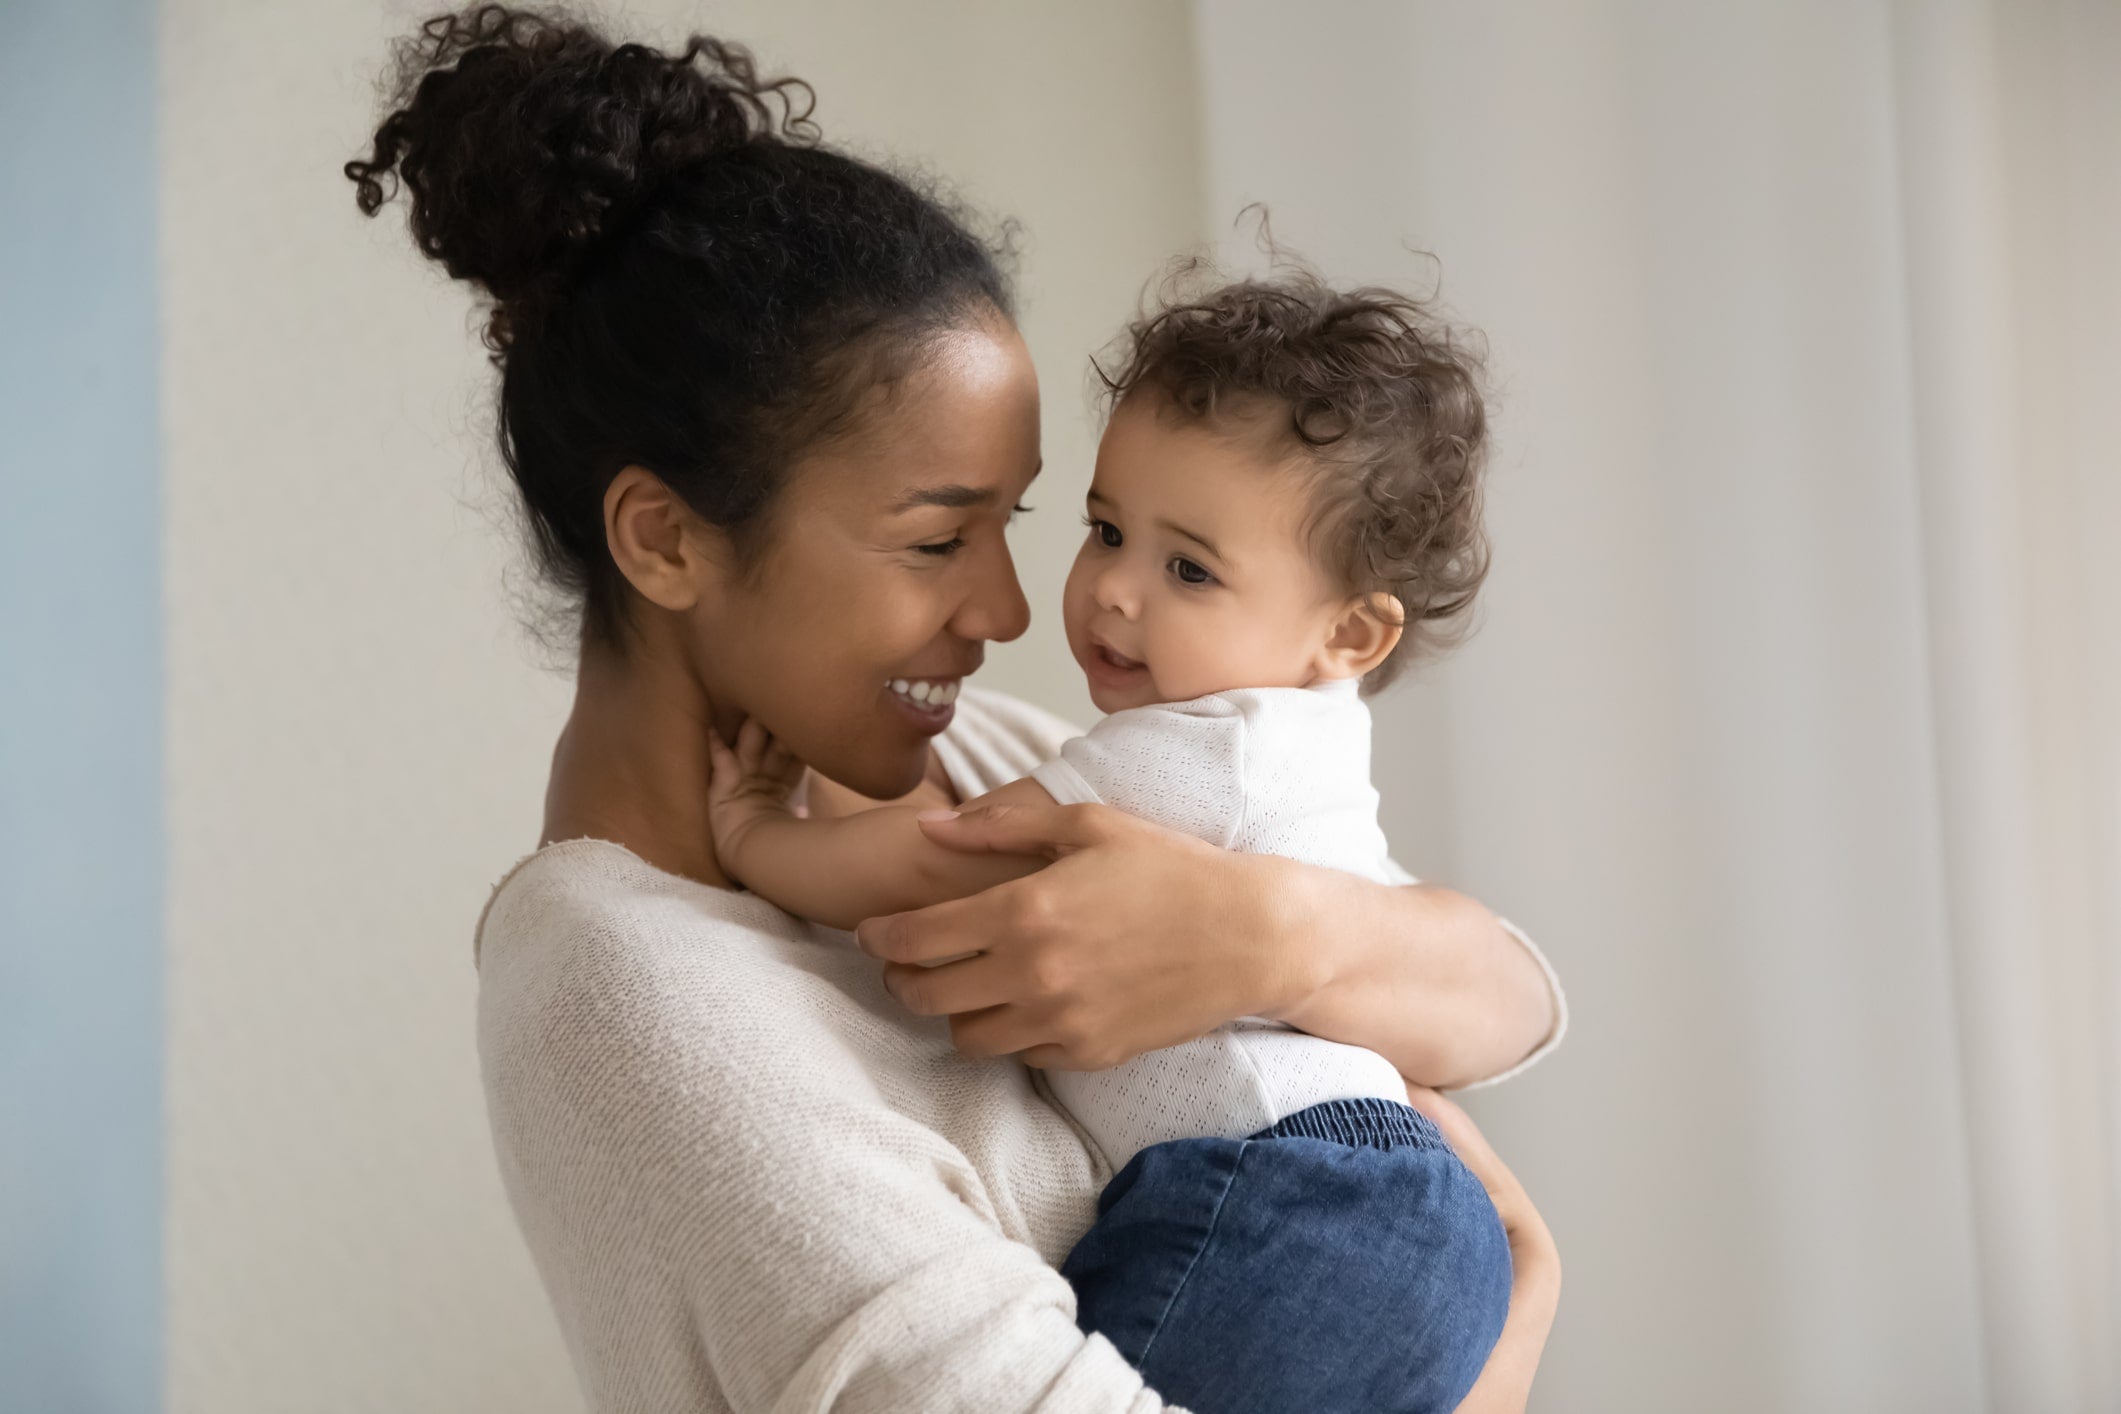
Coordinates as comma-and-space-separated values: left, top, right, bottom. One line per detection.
474, 840, 916, 1133
475, 837, 801, 968
474, 840, 851, 1065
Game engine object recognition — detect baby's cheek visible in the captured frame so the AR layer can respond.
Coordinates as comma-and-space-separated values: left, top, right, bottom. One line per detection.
1154, 621, 1234, 700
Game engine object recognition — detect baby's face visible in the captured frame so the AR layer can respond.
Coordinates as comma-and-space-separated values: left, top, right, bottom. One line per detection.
1062, 392, 1353, 714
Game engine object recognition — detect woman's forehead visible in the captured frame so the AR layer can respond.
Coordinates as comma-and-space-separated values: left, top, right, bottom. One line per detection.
790, 397, 1041, 522
777, 318, 1041, 522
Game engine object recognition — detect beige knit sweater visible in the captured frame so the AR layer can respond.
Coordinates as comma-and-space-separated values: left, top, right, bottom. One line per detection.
474, 687, 1564, 1412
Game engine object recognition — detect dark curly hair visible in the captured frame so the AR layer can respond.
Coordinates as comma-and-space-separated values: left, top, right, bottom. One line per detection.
1096, 257, 1491, 691
345, 4, 1013, 646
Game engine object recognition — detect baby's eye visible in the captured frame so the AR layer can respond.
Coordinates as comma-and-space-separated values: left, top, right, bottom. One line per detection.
1170, 557, 1215, 586
1083, 515, 1122, 549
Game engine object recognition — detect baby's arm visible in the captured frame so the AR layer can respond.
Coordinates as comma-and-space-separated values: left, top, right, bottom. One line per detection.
706, 717, 1054, 930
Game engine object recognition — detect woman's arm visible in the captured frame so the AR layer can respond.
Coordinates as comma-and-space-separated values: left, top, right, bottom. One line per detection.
1401, 1086, 1561, 1413
853, 800, 1561, 1088
1252, 858, 1562, 1090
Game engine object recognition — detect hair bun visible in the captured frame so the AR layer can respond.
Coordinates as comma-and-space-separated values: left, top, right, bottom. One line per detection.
346, 4, 816, 349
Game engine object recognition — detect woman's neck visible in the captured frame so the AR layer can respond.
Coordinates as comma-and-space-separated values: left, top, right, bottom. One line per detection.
543, 633, 733, 888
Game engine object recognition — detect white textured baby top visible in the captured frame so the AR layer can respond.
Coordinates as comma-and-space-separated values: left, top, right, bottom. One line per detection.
1030, 678, 1548, 1173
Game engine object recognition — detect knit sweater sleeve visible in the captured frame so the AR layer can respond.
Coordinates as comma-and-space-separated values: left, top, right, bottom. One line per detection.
478, 850, 1182, 1414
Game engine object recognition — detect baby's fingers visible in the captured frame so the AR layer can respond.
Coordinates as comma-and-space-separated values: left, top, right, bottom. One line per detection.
706, 729, 736, 781
734, 716, 772, 769
761, 733, 800, 778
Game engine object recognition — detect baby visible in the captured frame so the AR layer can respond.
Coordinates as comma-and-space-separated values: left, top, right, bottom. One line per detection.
708, 267, 1512, 1414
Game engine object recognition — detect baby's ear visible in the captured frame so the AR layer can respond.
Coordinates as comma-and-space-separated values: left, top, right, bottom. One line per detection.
1316, 592, 1405, 681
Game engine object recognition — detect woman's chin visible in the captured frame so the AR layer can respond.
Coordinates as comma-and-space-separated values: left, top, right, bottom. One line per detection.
815, 745, 931, 805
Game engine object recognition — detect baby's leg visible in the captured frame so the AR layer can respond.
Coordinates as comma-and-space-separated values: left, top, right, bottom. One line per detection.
1060, 1096, 1511, 1414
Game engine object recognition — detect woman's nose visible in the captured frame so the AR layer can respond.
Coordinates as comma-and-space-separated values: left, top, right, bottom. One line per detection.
955, 539, 1031, 644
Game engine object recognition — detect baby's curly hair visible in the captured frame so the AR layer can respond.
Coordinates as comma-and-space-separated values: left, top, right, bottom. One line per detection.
1096, 257, 1492, 692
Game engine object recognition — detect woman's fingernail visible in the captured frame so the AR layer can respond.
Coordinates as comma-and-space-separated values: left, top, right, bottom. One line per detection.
915, 809, 960, 822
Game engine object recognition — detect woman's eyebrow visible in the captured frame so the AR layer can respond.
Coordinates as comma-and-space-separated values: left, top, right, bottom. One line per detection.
893, 459, 1041, 513
891, 484, 996, 513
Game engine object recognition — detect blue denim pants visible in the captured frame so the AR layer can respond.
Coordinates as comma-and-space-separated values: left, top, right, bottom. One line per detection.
1060, 1096, 1512, 1414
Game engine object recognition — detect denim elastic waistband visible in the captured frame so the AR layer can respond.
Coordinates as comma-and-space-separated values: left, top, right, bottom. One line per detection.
1246, 1096, 1450, 1154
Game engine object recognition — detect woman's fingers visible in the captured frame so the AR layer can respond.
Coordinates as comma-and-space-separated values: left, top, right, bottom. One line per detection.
1403, 1086, 1515, 1205
1402, 1086, 1561, 1413
878, 953, 1013, 1018
913, 800, 1118, 859
854, 894, 996, 965
950, 1005, 1043, 1062
1403, 1084, 1554, 1284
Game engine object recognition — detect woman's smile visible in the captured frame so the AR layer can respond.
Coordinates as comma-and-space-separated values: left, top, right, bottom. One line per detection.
886, 674, 962, 733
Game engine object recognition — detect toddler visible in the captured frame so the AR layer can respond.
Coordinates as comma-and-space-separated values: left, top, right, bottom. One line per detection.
707, 267, 1513, 1414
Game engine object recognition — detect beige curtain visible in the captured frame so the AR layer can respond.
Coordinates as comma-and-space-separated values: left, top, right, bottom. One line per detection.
1189, 1, 2120, 1408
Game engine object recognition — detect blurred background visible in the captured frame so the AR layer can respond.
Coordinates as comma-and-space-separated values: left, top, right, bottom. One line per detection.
4, 0, 2117, 1410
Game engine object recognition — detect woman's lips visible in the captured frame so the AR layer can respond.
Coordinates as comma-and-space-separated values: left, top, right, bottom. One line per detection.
885, 675, 959, 734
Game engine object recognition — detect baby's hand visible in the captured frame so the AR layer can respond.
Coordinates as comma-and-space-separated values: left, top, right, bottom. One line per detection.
706, 716, 806, 878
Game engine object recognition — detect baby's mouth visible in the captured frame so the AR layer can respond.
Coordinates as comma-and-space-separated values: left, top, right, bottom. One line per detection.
1093, 641, 1146, 672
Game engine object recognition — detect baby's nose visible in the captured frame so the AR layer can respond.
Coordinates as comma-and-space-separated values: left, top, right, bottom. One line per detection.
1092, 565, 1138, 616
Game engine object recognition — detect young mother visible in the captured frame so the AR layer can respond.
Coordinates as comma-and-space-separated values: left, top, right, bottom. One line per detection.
349, 7, 1563, 1410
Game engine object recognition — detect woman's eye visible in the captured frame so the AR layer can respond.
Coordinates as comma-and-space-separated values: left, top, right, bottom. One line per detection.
1011, 502, 1034, 518
1171, 557, 1214, 586
915, 537, 966, 557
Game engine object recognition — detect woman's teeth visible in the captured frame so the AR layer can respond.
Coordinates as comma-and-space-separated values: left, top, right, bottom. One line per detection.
889, 678, 960, 708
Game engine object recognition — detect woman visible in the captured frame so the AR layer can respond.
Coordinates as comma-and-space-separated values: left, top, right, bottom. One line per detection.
347, 7, 1563, 1410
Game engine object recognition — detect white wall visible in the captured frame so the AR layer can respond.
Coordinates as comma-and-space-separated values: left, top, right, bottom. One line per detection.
159, 2, 1203, 1409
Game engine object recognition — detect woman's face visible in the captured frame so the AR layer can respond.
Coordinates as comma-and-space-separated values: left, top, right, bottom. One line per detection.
693, 317, 1042, 800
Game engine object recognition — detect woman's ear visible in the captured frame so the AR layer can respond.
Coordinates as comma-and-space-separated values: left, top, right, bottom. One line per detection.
603, 466, 726, 612
1315, 592, 1405, 682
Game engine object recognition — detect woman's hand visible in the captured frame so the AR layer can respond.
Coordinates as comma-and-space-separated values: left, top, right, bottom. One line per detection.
852, 796, 1558, 1086
1404, 1086, 1560, 1413
850, 800, 1293, 1070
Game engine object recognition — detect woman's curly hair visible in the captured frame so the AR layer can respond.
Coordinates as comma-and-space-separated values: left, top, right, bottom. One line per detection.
346, 5, 822, 355
1096, 256, 1492, 691
345, 5, 1013, 648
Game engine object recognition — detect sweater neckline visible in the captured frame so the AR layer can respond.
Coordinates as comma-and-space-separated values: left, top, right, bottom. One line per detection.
473, 836, 798, 967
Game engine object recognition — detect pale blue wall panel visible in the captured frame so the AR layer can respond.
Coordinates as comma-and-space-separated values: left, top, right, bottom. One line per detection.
0, 0, 165, 1410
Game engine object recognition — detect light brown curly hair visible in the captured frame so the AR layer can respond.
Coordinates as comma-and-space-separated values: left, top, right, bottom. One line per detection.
1095, 257, 1492, 692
